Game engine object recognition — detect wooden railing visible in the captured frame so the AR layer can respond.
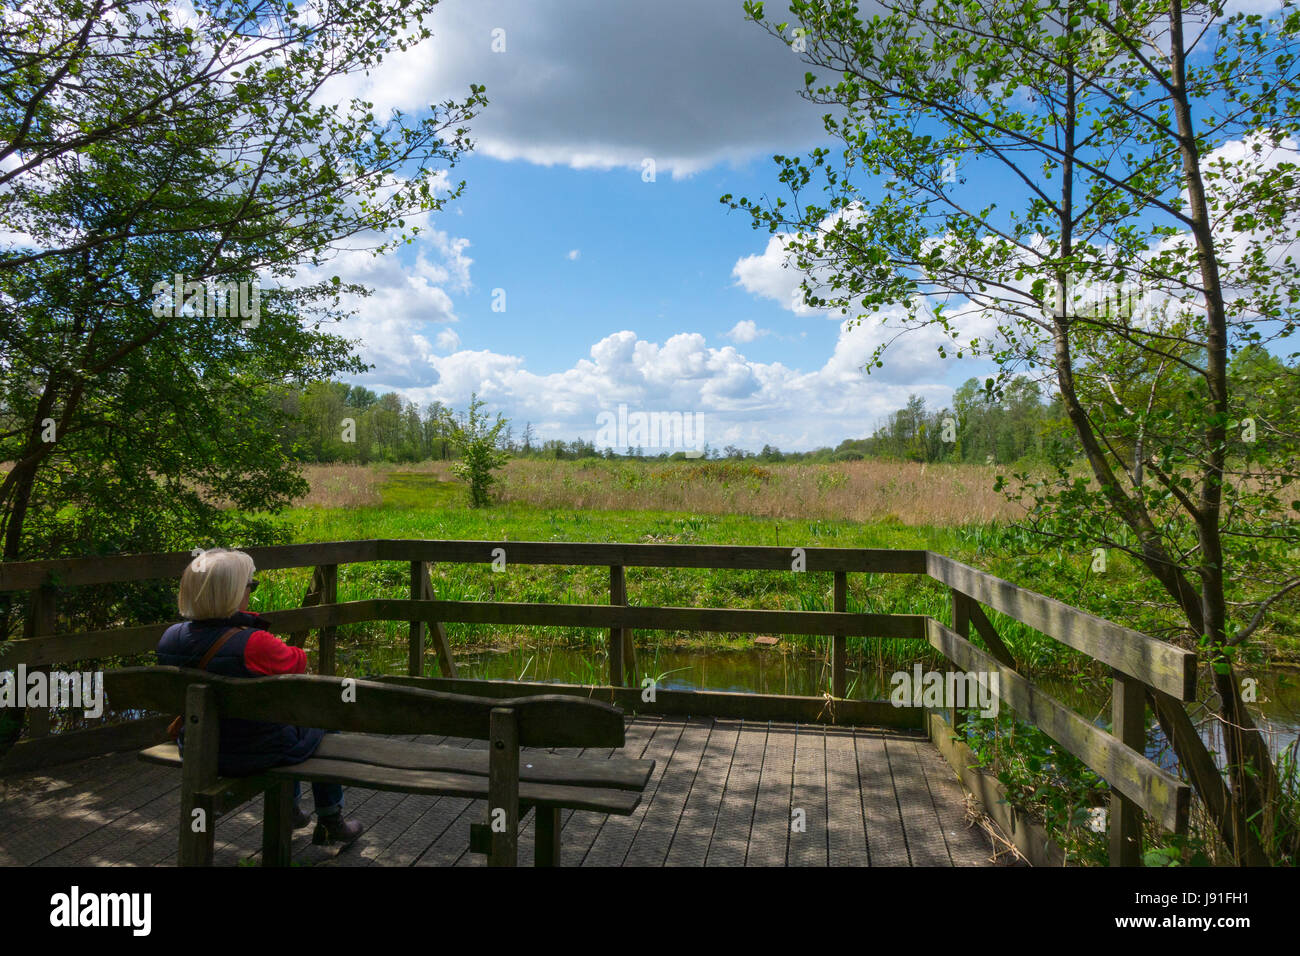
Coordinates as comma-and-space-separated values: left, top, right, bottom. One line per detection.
0, 539, 1211, 865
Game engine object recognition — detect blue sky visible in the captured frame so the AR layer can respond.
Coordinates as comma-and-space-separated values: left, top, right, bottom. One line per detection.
281, 0, 1291, 453
439, 156, 858, 389
278, 0, 1000, 453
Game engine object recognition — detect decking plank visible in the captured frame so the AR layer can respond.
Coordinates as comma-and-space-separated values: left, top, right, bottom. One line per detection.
856, 729, 911, 866
705, 719, 766, 867
10, 764, 177, 866
745, 721, 797, 866
824, 726, 869, 866
0, 715, 1012, 868
884, 730, 951, 866
911, 737, 999, 866
623, 717, 713, 867
665, 718, 740, 867
581, 717, 685, 866
788, 722, 828, 867
555, 717, 656, 867
37, 780, 181, 866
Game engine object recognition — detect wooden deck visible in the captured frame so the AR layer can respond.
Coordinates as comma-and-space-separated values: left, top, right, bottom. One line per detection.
0, 716, 1017, 867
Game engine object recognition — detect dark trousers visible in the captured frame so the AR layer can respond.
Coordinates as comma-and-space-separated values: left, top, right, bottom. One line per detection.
294, 727, 343, 817
294, 780, 343, 817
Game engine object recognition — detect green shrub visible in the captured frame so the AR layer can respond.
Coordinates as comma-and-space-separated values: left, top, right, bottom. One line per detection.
449, 394, 508, 508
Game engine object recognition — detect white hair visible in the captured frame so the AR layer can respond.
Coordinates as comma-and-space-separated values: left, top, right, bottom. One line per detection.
178, 548, 255, 620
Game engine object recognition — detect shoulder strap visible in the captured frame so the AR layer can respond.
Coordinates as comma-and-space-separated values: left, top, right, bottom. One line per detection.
197, 626, 244, 671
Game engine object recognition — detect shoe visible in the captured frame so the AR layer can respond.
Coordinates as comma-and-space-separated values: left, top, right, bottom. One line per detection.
312, 814, 364, 847
291, 806, 312, 830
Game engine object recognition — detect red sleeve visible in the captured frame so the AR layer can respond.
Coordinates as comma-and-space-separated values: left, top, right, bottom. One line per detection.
243, 630, 307, 675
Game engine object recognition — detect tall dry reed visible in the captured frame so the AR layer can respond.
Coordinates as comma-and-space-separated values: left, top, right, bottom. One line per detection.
300, 458, 1025, 525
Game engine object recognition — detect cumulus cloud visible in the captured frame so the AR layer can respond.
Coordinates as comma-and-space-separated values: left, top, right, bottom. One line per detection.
567, 249, 580, 260
269, 225, 474, 388
723, 320, 768, 343
372, 322, 972, 451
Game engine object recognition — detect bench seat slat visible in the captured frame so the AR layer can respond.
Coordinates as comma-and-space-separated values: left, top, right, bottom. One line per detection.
139, 742, 648, 816
142, 736, 654, 791
311, 733, 654, 790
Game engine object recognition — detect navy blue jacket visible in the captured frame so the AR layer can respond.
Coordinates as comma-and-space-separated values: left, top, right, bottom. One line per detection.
156, 611, 323, 776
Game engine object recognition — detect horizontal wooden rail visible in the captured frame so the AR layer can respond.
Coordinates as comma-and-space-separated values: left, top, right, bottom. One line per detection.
373, 599, 926, 639
377, 676, 924, 728
0, 599, 925, 667
0, 541, 928, 591
377, 540, 930, 573
0, 540, 383, 591
926, 618, 1190, 832
928, 552, 1197, 700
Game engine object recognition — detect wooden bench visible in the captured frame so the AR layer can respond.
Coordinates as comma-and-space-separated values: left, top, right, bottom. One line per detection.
104, 666, 655, 867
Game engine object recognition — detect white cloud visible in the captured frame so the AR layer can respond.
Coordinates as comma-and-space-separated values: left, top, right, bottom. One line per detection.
271, 224, 474, 388
367, 321, 978, 451
724, 319, 768, 343
567, 249, 580, 260
732, 233, 822, 316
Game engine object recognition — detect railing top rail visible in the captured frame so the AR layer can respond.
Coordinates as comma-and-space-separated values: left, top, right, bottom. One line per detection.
927, 552, 1197, 700
0, 540, 383, 591
0, 539, 929, 591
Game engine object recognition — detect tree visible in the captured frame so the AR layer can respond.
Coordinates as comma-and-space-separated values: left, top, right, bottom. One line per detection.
0, 0, 483, 563
0, 0, 484, 749
732, 0, 1300, 862
449, 394, 509, 508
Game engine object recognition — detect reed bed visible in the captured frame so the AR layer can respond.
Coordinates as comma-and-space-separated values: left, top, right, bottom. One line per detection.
300, 458, 1026, 525
292, 463, 386, 508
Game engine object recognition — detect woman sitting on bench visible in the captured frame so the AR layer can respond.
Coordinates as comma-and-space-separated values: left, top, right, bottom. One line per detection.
157, 547, 365, 847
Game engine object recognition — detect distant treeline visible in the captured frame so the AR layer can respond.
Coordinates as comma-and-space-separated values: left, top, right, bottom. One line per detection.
827, 376, 1076, 465
281, 347, 1291, 465
277, 375, 1076, 465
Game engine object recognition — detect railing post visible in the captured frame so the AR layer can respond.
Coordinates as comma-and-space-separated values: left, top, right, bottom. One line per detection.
832, 570, 847, 698
1109, 669, 1145, 866
179, 683, 219, 866
24, 585, 56, 738
317, 564, 338, 676
487, 706, 519, 867
408, 561, 426, 677
949, 589, 971, 734
609, 565, 625, 687
287, 565, 324, 649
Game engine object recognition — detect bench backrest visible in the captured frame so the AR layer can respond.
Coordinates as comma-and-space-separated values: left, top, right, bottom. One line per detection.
105, 666, 626, 748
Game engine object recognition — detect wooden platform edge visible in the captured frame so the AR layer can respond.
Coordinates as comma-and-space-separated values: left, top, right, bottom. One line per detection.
375, 676, 926, 729
925, 710, 1067, 867
0, 715, 172, 775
